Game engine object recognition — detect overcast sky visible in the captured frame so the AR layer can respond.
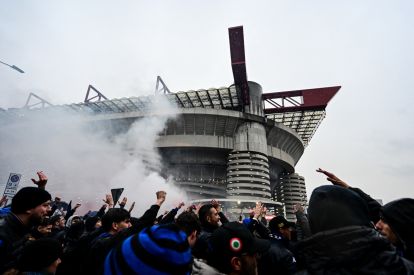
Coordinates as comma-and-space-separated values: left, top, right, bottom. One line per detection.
1, 1, 413, 203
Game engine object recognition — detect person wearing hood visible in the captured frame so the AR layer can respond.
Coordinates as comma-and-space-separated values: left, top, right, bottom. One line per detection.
295, 185, 414, 274
66, 215, 82, 228
317, 168, 414, 263
376, 198, 414, 262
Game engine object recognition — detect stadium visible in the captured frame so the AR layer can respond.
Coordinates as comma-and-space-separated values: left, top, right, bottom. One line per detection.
1, 26, 340, 220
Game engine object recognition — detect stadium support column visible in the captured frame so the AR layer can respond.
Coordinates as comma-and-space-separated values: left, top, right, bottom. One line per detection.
275, 173, 307, 221
227, 82, 271, 200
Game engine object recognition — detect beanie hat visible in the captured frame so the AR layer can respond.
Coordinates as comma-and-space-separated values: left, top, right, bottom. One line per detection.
17, 238, 62, 271
104, 223, 192, 275
308, 185, 372, 234
381, 198, 414, 246
12, 187, 52, 214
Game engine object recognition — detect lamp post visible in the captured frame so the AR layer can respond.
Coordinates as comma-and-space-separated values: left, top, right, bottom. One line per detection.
0, 60, 24, 73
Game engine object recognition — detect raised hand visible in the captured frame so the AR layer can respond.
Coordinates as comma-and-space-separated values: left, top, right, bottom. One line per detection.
195, 203, 202, 215
118, 197, 128, 207
253, 201, 263, 219
293, 203, 304, 214
156, 191, 167, 206
177, 202, 185, 209
211, 200, 221, 212
0, 196, 8, 207
261, 206, 267, 216
128, 201, 135, 214
102, 194, 114, 208
31, 171, 48, 189
316, 168, 350, 188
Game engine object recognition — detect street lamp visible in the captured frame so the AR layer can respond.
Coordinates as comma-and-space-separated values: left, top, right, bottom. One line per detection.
0, 60, 24, 73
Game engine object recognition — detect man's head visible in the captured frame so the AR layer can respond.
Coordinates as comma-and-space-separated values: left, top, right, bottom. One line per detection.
66, 215, 82, 228
11, 187, 52, 225
268, 216, 295, 240
207, 222, 270, 275
376, 198, 414, 246
176, 211, 201, 247
101, 208, 131, 234
50, 215, 65, 229
199, 204, 220, 228
17, 238, 62, 274
307, 185, 371, 234
36, 217, 53, 237
84, 216, 102, 232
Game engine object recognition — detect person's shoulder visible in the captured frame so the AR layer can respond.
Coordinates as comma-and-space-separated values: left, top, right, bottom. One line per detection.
192, 258, 226, 275
0, 215, 15, 238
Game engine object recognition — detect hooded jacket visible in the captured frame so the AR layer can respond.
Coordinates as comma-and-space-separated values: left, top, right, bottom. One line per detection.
295, 226, 414, 275
295, 185, 414, 274
381, 198, 414, 262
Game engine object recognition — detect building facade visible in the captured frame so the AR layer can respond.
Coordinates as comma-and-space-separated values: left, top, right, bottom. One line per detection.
274, 173, 307, 221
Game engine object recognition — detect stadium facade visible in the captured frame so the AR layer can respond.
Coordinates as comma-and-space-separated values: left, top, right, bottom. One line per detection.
1, 26, 340, 220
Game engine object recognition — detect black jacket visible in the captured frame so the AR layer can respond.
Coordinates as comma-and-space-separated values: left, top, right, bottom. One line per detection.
258, 241, 297, 275
0, 213, 31, 272
85, 204, 161, 275
193, 211, 229, 260
295, 226, 414, 275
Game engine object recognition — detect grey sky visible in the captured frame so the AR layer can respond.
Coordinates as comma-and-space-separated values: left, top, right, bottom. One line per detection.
1, 0, 413, 203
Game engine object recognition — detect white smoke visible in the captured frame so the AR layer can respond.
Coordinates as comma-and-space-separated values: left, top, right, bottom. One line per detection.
0, 94, 187, 216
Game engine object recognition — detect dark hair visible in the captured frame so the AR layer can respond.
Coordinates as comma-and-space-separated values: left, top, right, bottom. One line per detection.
198, 204, 214, 227
38, 216, 51, 227
17, 238, 62, 272
176, 211, 201, 236
101, 208, 130, 232
66, 220, 85, 240
84, 216, 101, 232
50, 215, 63, 226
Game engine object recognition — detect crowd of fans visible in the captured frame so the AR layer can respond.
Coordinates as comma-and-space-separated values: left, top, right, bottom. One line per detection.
0, 169, 413, 274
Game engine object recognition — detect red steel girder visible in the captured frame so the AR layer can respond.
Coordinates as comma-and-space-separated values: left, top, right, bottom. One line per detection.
263, 86, 341, 113
228, 26, 249, 105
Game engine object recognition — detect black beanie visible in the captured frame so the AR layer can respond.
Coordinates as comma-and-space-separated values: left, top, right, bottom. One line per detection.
308, 185, 372, 234
381, 198, 414, 246
12, 187, 52, 214
17, 238, 62, 271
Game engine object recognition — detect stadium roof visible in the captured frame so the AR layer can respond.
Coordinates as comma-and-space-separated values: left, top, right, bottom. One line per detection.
0, 86, 340, 146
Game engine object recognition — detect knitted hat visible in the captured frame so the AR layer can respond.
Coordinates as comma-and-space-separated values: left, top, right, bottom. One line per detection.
308, 185, 371, 234
17, 238, 62, 271
381, 198, 414, 246
104, 223, 192, 275
11, 187, 52, 214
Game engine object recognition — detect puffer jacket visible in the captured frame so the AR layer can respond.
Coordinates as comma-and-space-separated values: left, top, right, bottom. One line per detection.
295, 226, 414, 275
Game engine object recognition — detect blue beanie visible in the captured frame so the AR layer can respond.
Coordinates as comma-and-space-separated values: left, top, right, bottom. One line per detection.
104, 223, 192, 275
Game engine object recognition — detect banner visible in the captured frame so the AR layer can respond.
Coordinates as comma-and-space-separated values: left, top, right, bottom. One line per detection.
3, 173, 22, 203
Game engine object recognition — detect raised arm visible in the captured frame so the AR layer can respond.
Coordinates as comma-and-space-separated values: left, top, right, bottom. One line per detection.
316, 168, 381, 223
31, 171, 48, 190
